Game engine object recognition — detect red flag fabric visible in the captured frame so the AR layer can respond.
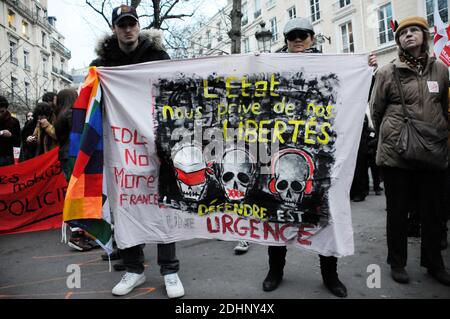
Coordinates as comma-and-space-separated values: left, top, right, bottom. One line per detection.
0, 148, 67, 235
433, 0, 450, 66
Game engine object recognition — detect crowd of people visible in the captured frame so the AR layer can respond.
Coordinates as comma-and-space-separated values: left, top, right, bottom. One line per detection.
0, 5, 449, 299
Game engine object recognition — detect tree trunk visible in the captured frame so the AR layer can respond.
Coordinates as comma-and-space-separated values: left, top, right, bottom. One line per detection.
228, 0, 242, 54
152, 0, 161, 29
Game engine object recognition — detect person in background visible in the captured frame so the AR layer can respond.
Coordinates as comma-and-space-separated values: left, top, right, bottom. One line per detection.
41, 92, 57, 116
366, 109, 383, 196
20, 111, 37, 162
0, 95, 20, 167
350, 114, 370, 202
27, 102, 57, 156
54, 88, 98, 252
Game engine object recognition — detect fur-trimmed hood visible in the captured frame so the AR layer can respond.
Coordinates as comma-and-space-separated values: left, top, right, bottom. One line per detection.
90, 29, 169, 67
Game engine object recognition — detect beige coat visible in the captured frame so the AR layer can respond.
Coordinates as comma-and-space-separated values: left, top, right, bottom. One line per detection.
370, 56, 449, 169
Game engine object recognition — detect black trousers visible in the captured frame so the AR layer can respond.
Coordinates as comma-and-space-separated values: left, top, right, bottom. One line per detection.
368, 152, 382, 190
383, 167, 445, 270
350, 152, 369, 199
268, 246, 339, 279
120, 243, 179, 275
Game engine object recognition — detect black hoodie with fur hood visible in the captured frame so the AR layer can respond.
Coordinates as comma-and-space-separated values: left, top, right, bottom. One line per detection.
90, 29, 170, 67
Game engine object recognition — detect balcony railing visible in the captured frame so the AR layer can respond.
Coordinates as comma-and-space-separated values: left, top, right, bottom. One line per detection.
50, 38, 72, 59
60, 70, 73, 82
6, 0, 53, 32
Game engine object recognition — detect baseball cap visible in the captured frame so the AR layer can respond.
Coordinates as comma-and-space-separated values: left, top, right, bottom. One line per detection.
283, 17, 315, 36
112, 5, 139, 26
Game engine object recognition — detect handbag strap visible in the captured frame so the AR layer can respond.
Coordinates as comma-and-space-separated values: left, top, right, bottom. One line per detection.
392, 64, 411, 119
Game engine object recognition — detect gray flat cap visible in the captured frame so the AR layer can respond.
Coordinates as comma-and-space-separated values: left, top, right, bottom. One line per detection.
283, 17, 315, 35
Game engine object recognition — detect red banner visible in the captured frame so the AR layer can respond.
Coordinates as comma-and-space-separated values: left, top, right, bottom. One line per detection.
0, 148, 67, 235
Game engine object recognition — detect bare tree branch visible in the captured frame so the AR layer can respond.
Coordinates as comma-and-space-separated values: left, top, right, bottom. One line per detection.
86, 0, 112, 28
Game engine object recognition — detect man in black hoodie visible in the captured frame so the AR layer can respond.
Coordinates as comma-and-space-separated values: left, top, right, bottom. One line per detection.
0, 96, 20, 167
90, 5, 183, 299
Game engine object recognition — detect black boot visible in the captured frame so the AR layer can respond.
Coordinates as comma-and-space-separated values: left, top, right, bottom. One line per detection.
428, 268, 450, 286
320, 255, 347, 298
263, 246, 286, 292
262, 269, 283, 292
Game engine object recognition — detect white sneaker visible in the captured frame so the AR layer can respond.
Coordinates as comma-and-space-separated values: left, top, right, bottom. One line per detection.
234, 241, 249, 253
164, 273, 185, 299
112, 272, 146, 296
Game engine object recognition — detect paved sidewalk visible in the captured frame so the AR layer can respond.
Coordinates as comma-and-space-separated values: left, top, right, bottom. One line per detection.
0, 191, 449, 299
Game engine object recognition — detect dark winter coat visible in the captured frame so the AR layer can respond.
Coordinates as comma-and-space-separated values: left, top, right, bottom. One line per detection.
370, 56, 449, 169
54, 108, 72, 162
20, 119, 37, 161
90, 29, 170, 67
0, 111, 20, 158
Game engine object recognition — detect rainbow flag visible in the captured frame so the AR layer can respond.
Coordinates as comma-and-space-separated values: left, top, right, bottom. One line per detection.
63, 67, 112, 254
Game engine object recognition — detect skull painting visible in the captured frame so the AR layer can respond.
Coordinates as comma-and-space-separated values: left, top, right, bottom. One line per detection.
219, 148, 256, 201
269, 149, 315, 208
173, 144, 207, 201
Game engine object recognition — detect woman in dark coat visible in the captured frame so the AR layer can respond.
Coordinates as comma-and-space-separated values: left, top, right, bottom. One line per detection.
370, 16, 450, 286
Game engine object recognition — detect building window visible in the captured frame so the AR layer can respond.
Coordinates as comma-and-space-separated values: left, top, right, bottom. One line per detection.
426, 0, 448, 27
266, 0, 276, 9
10, 41, 18, 65
310, 0, 321, 22
240, 2, 248, 26
206, 30, 212, 49
11, 76, 18, 98
270, 17, 278, 42
254, 0, 261, 19
43, 57, 48, 77
42, 32, 47, 47
24, 50, 30, 70
25, 82, 30, 104
243, 38, 250, 53
217, 22, 223, 41
378, 3, 394, 45
242, 2, 248, 26
288, 6, 297, 20
339, 0, 351, 8
8, 10, 15, 29
341, 21, 354, 53
22, 21, 29, 37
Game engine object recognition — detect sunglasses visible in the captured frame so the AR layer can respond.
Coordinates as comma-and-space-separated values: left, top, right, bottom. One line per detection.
286, 31, 311, 41
116, 20, 138, 29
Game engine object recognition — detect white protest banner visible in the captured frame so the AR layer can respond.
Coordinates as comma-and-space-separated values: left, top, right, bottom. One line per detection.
99, 53, 373, 257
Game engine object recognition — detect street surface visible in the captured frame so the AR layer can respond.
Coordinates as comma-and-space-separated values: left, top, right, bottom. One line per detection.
0, 189, 449, 299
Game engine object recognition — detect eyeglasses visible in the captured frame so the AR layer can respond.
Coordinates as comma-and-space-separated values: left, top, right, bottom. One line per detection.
116, 20, 138, 29
286, 31, 311, 42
